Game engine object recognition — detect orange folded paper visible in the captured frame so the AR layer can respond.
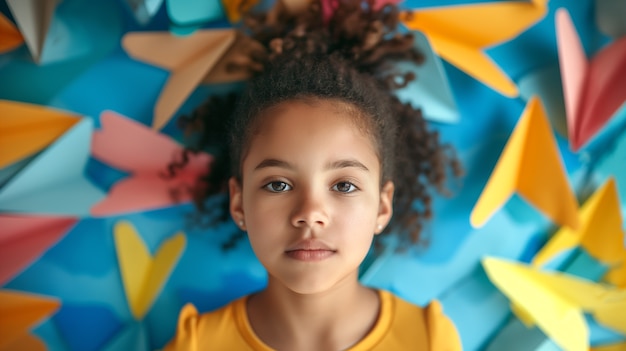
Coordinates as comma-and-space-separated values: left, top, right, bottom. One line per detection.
123, 29, 263, 130
470, 96, 579, 230
0, 100, 81, 169
401, 0, 547, 97
0, 290, 60, 351
0, 12, 23, 53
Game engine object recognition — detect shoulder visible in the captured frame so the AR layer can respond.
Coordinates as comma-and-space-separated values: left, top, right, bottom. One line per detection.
163, 298, 248, 351
383, 291, 462, 351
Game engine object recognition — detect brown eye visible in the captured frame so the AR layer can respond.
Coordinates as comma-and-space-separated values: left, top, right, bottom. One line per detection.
263, 181, 292, 192
332, 182, 357, 193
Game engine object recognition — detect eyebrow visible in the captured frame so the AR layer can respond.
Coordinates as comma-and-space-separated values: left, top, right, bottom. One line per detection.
253, 158, 369, 172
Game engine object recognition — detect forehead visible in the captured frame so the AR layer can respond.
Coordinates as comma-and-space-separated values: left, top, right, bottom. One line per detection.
243, 99, 381, 171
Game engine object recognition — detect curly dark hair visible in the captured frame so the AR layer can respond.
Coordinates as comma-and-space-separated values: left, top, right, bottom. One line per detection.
177, 0, 462, 250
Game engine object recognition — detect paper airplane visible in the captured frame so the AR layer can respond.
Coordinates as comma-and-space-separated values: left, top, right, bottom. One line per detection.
5, 0, 59, 63
592, 342, 626, 351
166, 0, 225, 34
221, 0, 259, 23
396, 30, 459, 124
0, 118, 106, 216
556, 8, 626, 151
470, 96, 579, 230
0, 214, 76, 285
401, 0, 548, 97
0, 12, 23, 53
114, 220, 186, 320
0, 289, 60, 351
532, 178, 625, 268
0, 99, 80, 169
483, 257, 626, 351
90, 111, 212, 216
123, 28, 264, 130
122, 0, 164, 25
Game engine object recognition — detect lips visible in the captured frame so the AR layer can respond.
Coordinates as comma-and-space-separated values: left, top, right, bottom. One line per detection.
285, 239, 336, 262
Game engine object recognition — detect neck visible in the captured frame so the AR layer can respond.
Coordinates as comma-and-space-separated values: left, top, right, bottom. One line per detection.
247, 276, 380, 351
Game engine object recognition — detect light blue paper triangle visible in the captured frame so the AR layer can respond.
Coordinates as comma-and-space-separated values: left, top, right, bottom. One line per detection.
395, 30, 459, 124
101, 322, 149, 351
0, 118, 105, 215
124, 0, 164, 25
166, 0, 225, 35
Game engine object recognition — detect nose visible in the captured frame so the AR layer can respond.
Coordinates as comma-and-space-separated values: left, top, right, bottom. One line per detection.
290, 189, 329, 229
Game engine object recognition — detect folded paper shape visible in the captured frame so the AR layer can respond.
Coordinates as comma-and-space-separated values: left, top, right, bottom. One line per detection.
483, 257, 626, 351
90, 111, 212, 216
166, 0, 225, 33
101, 322, 149, 351
0, 214, 76, 285
557, 8, 626, 151
470, 96, 579, 230
0, 290, 60, 351
533, 178, 625, 268
221, 0, 259, 23
0, 100, 80, 169
396, 31, 459, 124
5, 0, 59, 63
122, 29, 242, 130
400, 0, 548, 97
114, 220, 186, 320
0, 118, 105, 215
123, 0, 164, 25
592, 342, 626, 351
0, 12, 23, 53
604, 252, 626, 289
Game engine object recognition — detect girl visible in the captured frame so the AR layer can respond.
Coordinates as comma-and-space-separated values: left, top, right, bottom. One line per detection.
166, 1, 462, 349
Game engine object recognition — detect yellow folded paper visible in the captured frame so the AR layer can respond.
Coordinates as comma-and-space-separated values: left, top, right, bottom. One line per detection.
401, 0, 548, 97
114, 221, 186, 320
470, 96, 579, 230
533, 178, 625, 267
483, 257, 626, 351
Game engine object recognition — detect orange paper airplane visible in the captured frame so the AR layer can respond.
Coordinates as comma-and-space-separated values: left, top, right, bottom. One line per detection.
122, 29, 264, 130
0, 290, 60, 351
0, 100, 80, 169
0, 12, 23, 53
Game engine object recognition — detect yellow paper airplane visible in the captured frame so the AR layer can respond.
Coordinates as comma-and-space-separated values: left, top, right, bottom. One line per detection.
401, 0, 548, 97
0, 12, 23, 53
470, 96, 579, 230
533, 178, 625, 268
483, 257, 626, 351
592, 342, 626, 351
114, 221, 186, 320
123, 29, 264, 130
0, 289, 60, 351
605, 251, 626, 289
0, 100, 81, 168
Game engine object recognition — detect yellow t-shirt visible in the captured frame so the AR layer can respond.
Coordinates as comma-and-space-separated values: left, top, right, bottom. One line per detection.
164, 290, 462, 350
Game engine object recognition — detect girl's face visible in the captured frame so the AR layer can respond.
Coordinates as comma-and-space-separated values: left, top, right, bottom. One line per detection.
229, 100, 394, 295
